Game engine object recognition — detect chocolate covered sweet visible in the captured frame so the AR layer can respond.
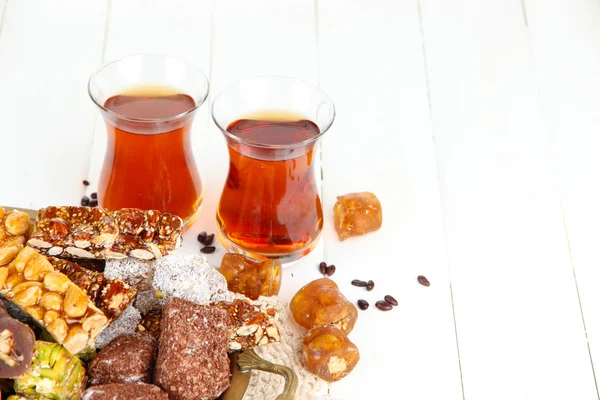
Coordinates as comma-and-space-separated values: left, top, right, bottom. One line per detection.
80, 382, 168, 400
154, 298, 231, 400
88, 333, 157, 385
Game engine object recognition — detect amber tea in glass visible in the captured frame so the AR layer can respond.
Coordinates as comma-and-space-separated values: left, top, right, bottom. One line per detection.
212, 76, 335, 264
88, 55, 209, 226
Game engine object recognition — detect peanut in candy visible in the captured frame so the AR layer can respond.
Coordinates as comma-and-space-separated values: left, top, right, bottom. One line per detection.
289, 278, 357, 334
218, 254, 281, 300
302, 324, 360, 382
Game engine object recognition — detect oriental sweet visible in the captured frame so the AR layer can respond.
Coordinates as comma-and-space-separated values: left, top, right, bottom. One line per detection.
290, 278, 358, 334
80, 383, 168, 400
333, 192, 382, 241
218, 254, 281, 300
88, 333, 157, 386
0, 301, 35, 378
302, 324, 359, 382
0, 207, 33, 267
13, 341, 87, 400
28, 206, 183, 261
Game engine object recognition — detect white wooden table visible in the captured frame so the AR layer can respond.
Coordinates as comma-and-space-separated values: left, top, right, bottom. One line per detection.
2, 0, 600, 399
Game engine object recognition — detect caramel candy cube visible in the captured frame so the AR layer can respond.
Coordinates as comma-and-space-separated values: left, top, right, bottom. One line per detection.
333, 192, 382, 241
290, 278, 357, 334
302, 324, 360, 382
218, 254, 281, 300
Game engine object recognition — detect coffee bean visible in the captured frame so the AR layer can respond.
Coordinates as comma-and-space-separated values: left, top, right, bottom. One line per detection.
351, 279, 367, 287
417, 275, 430, 287
319, 262, 327, 275
90, 192, 98, 199
89, 199, 99, 207
375, 301, 393, 311
357, 299, 369, 310
82, 180, 90, 186
366, 280, 375, 291
197, 232, 207, 243
201, 246, 216, 254
325, 265, 336, 276
204, 233, 215, 246
80, 196, 90, 206
384, 295, 398, 306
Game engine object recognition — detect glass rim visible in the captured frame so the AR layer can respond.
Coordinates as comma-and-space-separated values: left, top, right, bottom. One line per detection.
88, 53, 210, 124
211, 75, 336, 149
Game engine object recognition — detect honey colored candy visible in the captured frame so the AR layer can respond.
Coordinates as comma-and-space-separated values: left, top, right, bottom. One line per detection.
218, 254, 282, 300
302, 324, 359, 382
333, 192, 382, 241
289, 278, 357, 334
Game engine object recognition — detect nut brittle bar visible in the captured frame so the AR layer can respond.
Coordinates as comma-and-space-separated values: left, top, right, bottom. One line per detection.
213, 299, 281, 351
1, 247, 109, 355
48, 257, 136, 321
0, 207, 33, 267
28, 206, 183, 261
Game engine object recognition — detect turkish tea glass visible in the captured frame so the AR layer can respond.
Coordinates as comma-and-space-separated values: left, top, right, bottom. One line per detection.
88, 54, 209, 226
212, 76, 335, 265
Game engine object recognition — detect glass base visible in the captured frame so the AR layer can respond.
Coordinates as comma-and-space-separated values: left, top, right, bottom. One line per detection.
216, 227, 320, 268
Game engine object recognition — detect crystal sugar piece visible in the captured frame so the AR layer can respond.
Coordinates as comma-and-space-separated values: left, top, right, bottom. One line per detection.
302, 324, 360, 382
333, 192, 382, 241
218, 254, 282, 300
289, 278, 357, 334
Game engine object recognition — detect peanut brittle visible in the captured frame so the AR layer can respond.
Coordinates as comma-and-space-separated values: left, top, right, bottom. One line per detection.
213, 299, 280, 351
48, 257, 136, 321
1, 247, 109, 355
0, 207, 33, 267
28, 206, 183, 261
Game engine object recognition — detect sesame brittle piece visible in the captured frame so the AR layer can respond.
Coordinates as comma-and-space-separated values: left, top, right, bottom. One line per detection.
212, 299, 280, 351
48, 257, 136, 321
28, 206, 183, 261
0, 207, 33, 267
1, 247, 109, 355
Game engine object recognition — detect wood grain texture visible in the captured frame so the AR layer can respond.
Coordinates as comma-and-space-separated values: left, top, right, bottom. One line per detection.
0, 0, 107, 209
318, 0, 463, 398
525, 0, 600, 394
421, 0, 597, 398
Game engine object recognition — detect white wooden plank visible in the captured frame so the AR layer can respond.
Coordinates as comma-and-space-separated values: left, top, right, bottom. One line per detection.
0, 0, 107, 209
421, 0, 597, 399
318, 1, 463, 399
524, 0, 600, 392
207, 0, 322, 299
0, 0, 7, 33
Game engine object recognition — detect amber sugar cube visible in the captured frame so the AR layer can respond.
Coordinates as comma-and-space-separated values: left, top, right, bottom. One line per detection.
290, 278, 357, 334
218, 254, 282, 300
333, 192, 382, 241
303, 324, 360, 382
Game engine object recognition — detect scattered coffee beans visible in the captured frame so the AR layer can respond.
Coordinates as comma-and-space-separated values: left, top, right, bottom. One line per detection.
417, 275, 430, 287
384, 295, 398, 306
351, 279, 367, 287
319, 262, 327, 275
200, 246, 216, 254
325, 265, 336, 277
203, 233, 215, 246
357, 299, 369, 310
375, 301, 393, 311
366, 280, 375, 291
197, 231, 207, 243
89, 199, 98, 207
90, 192, 98, 199
81, 196, 90, 206
82, 180, 90, 186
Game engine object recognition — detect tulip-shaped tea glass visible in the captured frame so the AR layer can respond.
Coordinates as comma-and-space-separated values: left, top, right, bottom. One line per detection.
212, 76, 335, 264
88, 54, 209, 226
